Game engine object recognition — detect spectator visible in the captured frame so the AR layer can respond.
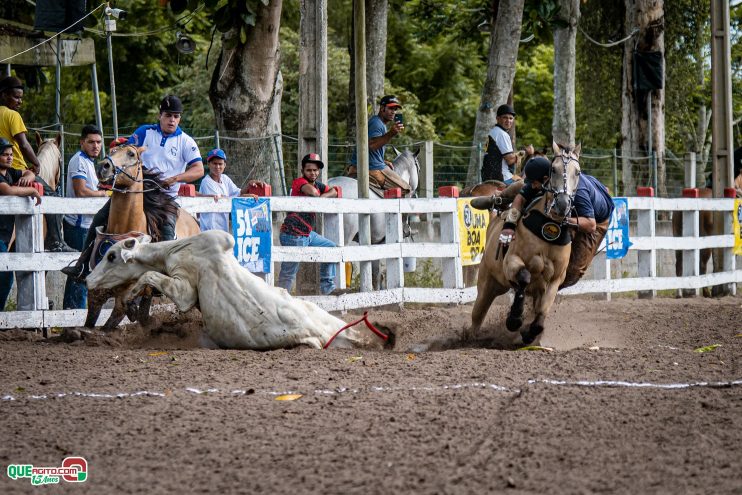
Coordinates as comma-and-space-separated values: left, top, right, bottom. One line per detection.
0, 75, 73, 252
278, 153, 339, 295
62, 125, 108, 309
348, 95, 410, 193
482, 104, 520, 184
197, 148, 263, 232
0, 138, 41, 310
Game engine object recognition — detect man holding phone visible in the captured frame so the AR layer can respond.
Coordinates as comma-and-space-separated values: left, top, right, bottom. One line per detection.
347, 95, 410, 194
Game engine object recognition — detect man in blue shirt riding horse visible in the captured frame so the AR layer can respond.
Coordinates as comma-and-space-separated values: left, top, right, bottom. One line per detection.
484, 155, 614, 290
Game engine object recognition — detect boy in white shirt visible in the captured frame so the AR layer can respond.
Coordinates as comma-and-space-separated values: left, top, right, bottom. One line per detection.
197, 148, 263, 232
62, 125, 108, 309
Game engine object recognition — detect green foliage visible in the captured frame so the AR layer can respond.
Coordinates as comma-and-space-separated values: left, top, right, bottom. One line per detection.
574, 0, 623, 149
403, 258, 443, 288
513, 44, 554, 147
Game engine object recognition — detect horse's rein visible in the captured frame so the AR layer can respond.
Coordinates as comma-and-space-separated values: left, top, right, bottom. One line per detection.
106, 147, 168, 194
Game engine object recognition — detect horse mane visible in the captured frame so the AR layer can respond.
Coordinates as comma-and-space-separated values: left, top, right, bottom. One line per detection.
37, 139, 61, 190
142, 169, 179, 241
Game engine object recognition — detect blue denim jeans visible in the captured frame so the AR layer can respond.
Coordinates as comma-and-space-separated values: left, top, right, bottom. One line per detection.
63, 222, 88, 309
0, 240, 12, 311
278, 231, 336, 295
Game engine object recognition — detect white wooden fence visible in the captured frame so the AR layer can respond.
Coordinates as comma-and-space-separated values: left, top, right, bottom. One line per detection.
0, 194, 739, 329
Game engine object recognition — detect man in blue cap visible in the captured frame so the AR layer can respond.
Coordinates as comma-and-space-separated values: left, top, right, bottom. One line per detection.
197, 148, 263, 232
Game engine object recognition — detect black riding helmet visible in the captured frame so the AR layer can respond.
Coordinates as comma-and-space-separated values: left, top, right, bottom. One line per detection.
523, 156, 551, 183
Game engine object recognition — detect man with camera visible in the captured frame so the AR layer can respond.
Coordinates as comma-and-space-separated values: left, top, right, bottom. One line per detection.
347, 95, 410, 194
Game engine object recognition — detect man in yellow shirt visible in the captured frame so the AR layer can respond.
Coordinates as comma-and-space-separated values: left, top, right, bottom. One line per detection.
0, 76, 73, 251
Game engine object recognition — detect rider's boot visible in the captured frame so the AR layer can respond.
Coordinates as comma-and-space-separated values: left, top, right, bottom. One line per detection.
60, 241, 94, 282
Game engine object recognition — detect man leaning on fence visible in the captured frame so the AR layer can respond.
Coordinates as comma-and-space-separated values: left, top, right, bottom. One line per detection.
0, 138, 41, 311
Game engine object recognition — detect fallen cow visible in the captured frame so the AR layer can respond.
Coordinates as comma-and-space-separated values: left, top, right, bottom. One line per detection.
86, 230, 388, 350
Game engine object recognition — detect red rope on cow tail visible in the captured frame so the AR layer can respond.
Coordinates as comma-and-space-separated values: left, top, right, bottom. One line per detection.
323, 311, 388, 349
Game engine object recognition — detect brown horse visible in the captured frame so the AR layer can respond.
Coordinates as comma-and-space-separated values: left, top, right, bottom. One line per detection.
467, 142, 581, 346
671, 173, 742, 297
84, 144, 200, 329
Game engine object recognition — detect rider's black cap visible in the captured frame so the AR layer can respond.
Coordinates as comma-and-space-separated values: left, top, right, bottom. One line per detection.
0, 137, 12, 152
496, 104, 516, 117
524, 156, 551, 182
160, 95, 184, 113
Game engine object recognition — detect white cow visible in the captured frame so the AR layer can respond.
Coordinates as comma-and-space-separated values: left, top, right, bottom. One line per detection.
86, 230, 386, 350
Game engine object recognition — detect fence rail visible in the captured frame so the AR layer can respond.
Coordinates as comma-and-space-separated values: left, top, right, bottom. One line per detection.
0, 194, 739, 329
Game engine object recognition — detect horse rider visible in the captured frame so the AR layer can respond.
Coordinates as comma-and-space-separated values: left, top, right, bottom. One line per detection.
62, 95, 204, 282
347, 95, 411, 194
0, 76, 74, 252
494, 155, 614, 290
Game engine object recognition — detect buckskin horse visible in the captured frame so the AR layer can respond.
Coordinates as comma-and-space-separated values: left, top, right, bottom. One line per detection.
467, 142, 581, 346
84, 144, 200, 329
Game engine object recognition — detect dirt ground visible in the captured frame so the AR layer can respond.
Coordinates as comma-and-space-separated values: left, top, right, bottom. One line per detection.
1, 294, 740, 494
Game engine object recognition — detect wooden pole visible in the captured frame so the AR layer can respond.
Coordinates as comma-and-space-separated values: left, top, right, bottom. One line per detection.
710, 0, 734, 295
354, 0, 372, 292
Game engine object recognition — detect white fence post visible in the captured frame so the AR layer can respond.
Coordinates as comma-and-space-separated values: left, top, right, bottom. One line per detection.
681, 189, 701, 297
636, 189, 656, 298
324, 209, 346, 290
439, 198, 463, 289
418, 140, 434, 222
385, 198, 404, 291
14, 208, 47, 312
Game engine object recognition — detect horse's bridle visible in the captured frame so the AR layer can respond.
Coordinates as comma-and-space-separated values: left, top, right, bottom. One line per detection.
542, 153, 580, 224
104, 146, 166, 194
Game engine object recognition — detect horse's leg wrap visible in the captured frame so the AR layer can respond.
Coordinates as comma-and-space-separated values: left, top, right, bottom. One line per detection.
506, 287, 527, 332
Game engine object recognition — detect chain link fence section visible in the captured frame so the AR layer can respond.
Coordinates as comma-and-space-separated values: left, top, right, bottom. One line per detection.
29, 122, 717, 199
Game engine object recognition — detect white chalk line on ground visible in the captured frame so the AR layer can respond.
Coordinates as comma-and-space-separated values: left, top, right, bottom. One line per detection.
2, 379, 741, 402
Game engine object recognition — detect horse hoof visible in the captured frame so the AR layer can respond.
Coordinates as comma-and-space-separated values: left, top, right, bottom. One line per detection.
506, 316, 522, 332
521, 325, 544, 345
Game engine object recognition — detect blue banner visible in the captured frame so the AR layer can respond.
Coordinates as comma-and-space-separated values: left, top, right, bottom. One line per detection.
231, 198, 272, 273
606, 197, 631, 259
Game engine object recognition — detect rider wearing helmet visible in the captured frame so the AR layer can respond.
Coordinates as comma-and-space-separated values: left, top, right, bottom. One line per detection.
497, 151, 614, 290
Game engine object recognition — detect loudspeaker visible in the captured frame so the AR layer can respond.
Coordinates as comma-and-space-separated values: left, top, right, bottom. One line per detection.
175, 32, 196, 54
633, 51, 663, 91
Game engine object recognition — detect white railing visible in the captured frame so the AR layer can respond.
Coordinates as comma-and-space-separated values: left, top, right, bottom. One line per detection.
0, 195, 739, 329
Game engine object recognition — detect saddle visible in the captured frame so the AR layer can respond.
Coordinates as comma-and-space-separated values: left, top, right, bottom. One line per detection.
90, 227, 147, 270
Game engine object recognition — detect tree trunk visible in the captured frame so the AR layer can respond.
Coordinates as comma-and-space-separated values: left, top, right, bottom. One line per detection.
620, 0, 665, 196
209, 0, 283, 184
552, 0, 580, 148
466, 0, 526, 185
347, 0, 387, 141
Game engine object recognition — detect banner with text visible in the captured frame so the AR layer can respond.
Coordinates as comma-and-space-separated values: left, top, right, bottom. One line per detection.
734, 199, 742, 255
606, 197, 631, 259
457, 198, 489, 266
231, 198, 272, 273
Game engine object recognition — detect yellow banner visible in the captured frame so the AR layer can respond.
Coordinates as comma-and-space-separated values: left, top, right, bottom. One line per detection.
734, 199, 742, 255
457, 198, 489, 266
